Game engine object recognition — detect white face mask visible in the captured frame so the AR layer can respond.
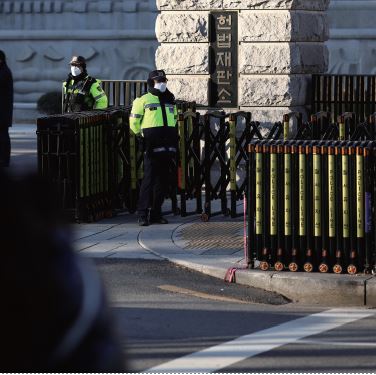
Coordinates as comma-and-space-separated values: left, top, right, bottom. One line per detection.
154, 82, 167, 92
71, 66, 82, 77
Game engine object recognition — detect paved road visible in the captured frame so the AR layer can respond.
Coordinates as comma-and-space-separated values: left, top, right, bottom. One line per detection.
95, 259, 376, 373
10, 125, 376, 373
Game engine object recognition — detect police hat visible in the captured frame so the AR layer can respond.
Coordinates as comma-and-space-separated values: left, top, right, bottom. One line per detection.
69, 55, 86, 66
148, 70, 168, 82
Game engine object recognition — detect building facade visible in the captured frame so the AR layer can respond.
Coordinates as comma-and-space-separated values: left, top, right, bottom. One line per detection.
0, 0, 374, 121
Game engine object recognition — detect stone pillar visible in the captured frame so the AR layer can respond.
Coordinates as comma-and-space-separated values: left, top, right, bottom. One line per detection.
156, 0, 330, 122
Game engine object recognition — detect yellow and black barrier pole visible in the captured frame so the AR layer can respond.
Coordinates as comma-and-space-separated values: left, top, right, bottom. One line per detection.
247, 142, 257, 266
332, 142, 344, 273
260, 143, 270, 271
274, 143, 285, 271
348, 144, 358, 274
304, 143, 314, 272
297, 144, 307, 271
255, 143, 263, 266
289, 142, 299, 271
283, 143, 292, 269
327, 144, 337, 271
304, 144, 321, 272
354, 146, 365, 272
269, 143, 278, 269
340, 146, 351, 272
319, 144, 330, 272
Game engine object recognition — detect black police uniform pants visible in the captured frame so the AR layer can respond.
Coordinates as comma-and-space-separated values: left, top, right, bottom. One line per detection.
137, 151, 175, 219
0, 127, 11, 167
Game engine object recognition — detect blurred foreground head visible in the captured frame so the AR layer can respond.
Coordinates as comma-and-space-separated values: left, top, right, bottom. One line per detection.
0, 170, 125, 372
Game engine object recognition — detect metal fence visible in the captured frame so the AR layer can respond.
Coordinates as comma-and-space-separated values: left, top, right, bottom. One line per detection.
37, 107, 131, 221
312, 74, 376, 124
61, 79, 147, 113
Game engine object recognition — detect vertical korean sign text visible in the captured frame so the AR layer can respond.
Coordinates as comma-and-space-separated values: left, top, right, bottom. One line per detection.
209, 11, 238, 108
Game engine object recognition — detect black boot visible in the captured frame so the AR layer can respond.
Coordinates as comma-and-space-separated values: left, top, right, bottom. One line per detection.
138, 210, 150, 226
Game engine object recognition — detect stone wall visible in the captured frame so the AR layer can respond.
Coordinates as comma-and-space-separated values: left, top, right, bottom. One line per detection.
155, 0, 330, 122
0, 0, 158, 121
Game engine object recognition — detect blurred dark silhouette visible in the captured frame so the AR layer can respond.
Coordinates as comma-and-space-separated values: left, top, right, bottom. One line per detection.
0, 170, 125, 372
0, 49, 13, 167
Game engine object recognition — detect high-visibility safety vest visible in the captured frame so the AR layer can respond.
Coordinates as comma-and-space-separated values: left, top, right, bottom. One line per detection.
63, 76, 108, 113
129, 92, 178, 136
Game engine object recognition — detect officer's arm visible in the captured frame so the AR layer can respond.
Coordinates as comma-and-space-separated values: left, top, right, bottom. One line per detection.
174, 104, 178, 125
129, 98, 144, 135
90, 82, 108, 109
63, 81, 67, 94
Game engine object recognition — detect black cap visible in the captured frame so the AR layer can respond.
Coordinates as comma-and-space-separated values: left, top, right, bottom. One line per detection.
0, 50, 6, 62
148, 70, 167, 82
69, 55, 86, 66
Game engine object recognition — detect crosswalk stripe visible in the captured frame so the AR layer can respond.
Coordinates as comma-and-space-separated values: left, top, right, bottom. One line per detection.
145, 308, 375, 373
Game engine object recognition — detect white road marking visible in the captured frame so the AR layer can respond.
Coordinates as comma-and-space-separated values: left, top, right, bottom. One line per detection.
145, 308, 375, 373
299, 339, 376, 347
158, 284, 249, 304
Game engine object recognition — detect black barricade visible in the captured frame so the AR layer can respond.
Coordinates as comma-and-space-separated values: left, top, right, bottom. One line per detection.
37, 107, 131, 222
177, 110, 263, 220
247, 140, 376, 274
39, 100, 376, 226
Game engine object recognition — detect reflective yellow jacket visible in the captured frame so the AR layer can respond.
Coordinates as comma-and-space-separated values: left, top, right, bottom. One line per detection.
63, 75, 108, 112
129, 89, 178, 152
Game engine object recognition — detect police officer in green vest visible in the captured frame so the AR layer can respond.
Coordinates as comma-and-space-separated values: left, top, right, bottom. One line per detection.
63, 56, 108, 113
130, 70, 178, 226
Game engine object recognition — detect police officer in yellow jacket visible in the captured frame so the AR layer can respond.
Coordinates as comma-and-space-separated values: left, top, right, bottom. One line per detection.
130, 70, 178, 226
63, 56, 108, 113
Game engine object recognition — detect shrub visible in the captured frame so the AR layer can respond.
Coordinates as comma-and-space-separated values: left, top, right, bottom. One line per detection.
37, 91, 62, 115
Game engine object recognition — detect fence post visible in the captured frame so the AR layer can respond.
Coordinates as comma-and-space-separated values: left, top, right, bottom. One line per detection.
283, 114, 290, 140
298, 144, 307, 271
355, 146, 365, 271
341, 146, 350, 272
260, 143, 269, 270
274, 143, 285, 271
229, 113, 237, 218
289, 143, 299, 271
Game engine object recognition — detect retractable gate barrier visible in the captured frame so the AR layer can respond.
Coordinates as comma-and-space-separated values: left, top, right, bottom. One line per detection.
37, 107, 131, 221
247, 140, 376, 274
177, 110, 268, 219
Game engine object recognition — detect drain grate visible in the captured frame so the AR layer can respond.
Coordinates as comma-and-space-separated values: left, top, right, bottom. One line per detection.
176, 222, 244, 251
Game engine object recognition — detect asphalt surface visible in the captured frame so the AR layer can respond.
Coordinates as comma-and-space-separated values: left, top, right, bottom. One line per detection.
7, 123, 376, 373
9, 124, 376, 308
94, 259, 376, 373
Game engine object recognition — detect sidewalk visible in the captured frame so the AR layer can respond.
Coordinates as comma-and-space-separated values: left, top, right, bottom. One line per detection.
72, 200, 376, 308
9, 123, 36, 136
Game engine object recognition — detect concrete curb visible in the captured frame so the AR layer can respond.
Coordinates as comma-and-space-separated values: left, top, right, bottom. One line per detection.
138, 220, 376, 307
